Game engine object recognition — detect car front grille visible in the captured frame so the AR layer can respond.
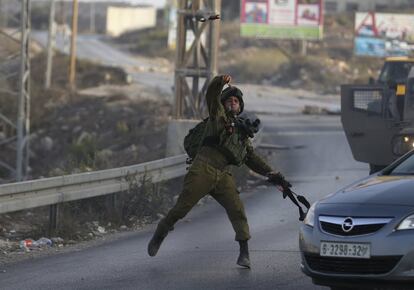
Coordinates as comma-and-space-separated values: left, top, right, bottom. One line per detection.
304, 254, 402, 275
318, 216, 393, 236
320, 221, 385, 236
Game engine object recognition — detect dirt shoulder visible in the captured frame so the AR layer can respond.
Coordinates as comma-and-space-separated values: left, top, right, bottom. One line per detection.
0, 49, 177, 263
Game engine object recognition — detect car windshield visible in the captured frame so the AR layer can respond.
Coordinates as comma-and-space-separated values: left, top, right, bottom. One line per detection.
389, 152, 414, 175
378, 62, 414, 84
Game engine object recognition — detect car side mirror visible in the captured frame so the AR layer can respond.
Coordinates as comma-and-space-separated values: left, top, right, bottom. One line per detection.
387, 80, 397, 90
392, 134, 414, 156
368, 77, 375, 84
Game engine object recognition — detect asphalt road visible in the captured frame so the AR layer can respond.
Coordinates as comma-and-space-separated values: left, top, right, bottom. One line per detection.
31, 31, 175, 94
0, 114, 367, 290
31, 31, 340, 114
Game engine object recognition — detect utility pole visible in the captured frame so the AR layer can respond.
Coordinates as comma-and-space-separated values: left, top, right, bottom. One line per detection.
174, 0, 221, 119
16, 0, 31, 181
59, 0, 65, 24
300, 40, 307, 56
45, 0, 56, 89
0, 0, 6, 28
90, 2, 95, 33
69, 0, 78, 90
0, 1, 31, 182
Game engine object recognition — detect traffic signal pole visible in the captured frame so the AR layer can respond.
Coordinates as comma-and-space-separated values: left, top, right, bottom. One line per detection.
69, 0, 78, 90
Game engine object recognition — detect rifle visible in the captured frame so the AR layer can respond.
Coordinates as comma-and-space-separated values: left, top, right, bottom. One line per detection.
267, 173, 311, 221
234, 117, 261, 138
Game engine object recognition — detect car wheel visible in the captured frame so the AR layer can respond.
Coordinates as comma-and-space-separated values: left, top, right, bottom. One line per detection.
329, 287, 350, 290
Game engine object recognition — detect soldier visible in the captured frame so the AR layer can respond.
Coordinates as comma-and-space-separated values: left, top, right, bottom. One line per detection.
147, 75, 286, 268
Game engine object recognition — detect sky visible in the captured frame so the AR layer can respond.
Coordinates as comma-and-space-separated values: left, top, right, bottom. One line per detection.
33, 0, 168, 9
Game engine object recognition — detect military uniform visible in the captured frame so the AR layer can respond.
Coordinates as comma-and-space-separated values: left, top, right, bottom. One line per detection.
148, 76, 275, 266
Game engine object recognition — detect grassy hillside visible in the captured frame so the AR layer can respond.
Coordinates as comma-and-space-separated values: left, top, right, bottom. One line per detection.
113, 13, 386, 94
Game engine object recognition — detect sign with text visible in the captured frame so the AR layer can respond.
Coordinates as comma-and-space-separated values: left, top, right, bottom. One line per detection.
241, 0, 323, 40
354, 12, 414, 57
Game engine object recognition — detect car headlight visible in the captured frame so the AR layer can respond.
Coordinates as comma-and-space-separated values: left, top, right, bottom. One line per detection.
304, 202, 317, 227
396, 214, 414, 230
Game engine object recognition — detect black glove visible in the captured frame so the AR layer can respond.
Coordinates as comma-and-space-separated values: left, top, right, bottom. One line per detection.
267, 172, 292, 189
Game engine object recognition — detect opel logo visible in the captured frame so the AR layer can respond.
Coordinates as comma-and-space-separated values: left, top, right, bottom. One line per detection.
342, 217, 354, 232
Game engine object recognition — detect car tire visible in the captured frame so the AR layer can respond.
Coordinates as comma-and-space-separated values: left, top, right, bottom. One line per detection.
329, 287, 350, 290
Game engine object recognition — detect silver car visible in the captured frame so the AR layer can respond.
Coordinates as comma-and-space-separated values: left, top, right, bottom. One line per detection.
300, 151, 414, 290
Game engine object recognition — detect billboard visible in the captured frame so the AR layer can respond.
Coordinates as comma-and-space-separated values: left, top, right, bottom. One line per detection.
354, 12, 414, 57
240, 0, 323, 40
106, 6, 156, 37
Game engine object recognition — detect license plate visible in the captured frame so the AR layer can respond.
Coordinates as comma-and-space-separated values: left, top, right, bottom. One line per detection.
320, 241, 371, 259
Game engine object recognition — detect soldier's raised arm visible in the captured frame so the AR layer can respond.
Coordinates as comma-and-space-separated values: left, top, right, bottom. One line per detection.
206, 75, 231, 118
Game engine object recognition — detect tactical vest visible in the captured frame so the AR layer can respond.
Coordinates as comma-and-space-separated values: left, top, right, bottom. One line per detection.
217, 122, 248, 166
184, 112, 251, 166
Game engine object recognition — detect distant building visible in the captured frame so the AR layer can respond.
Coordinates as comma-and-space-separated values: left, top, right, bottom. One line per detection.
27, 1, 157, 35
325, 0, 414, 13
106, 6, 156, 36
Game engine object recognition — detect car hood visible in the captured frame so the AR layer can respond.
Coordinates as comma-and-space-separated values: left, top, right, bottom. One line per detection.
319, 175, 414, 206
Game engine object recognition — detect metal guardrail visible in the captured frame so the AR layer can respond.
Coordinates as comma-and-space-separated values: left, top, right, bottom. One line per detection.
0, 125, 263, 217
0, 154, 188, 214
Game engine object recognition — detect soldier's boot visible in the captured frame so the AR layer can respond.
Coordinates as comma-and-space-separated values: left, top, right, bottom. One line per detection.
237, 240, 251, 269
147, 223, 169, 257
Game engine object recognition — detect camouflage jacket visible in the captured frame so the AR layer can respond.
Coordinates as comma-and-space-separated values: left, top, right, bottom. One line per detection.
199, 75, 273, 176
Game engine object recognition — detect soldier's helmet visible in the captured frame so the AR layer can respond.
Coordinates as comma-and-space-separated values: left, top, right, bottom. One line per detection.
221, 86, 244, 114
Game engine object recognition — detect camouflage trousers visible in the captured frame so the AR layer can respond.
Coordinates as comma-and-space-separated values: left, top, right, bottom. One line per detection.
158, 157, 251, 241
